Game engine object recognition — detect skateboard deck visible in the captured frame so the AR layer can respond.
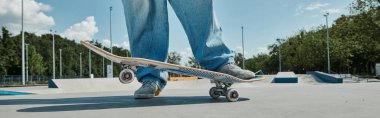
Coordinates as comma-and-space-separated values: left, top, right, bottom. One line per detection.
81, 40, 265, 102
80, 40, 264, 84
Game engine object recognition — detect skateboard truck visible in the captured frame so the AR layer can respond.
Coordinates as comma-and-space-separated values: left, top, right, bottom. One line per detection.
209, 81, 239, 102
119, 64, 136, 84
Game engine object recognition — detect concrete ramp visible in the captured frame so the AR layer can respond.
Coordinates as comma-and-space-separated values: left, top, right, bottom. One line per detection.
48, 78, 141, 92
310, 71, 343, 83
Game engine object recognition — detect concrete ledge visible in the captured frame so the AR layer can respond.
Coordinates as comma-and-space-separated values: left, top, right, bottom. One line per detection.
272, 72, 298, 83
310, 71, 343, 83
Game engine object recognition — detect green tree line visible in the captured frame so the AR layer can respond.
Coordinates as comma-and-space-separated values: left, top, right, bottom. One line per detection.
243, 0, 380, 75
0, 27, 130, 78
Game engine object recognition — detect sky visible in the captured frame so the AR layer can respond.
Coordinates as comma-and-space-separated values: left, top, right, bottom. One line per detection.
0, 0, 354, 65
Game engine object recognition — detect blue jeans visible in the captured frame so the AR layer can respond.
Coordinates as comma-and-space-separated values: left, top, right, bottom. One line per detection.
121, 0, 234, 89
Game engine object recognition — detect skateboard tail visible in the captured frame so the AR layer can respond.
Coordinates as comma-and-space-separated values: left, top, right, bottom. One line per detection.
80, 40, 122, 63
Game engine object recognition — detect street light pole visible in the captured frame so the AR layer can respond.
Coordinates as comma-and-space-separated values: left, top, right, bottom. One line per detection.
21, 0, 25, 85
59, 49, 62, 78
277, 39, 282, 72
102, 45, 105, 77
80, 52, 82, 78
324, 13, 331, 74
109, 6, 113, 77
126, 50, 129, 57
89, 49, 91, 78
51, 30, 56, 79
26, 44, 29, 83
241, 26, 245, 69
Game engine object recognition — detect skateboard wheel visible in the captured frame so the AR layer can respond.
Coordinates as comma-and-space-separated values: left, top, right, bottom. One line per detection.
209, 87, 221, 99
226, 88, 239, 102
119, 69, 135, 84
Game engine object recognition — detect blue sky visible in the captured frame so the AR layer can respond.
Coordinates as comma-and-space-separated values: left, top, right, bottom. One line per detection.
0, 0, 354, 64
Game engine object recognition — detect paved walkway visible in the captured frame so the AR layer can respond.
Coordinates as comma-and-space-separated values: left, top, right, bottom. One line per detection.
1, 78, 380, 118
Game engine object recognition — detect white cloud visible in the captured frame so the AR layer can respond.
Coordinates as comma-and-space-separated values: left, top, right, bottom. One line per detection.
295, 4, 306, 16
232, 46, 250, 58
179, 47, 193, 65
0, 0, 55, 35
102, 39, 110, 47
101, 39, 130, 50
113, 43, 120, 47
232, 46, 249, 56
253, 47, 270, 55
295, 2, 330, 16
63, 16, 98, 42
121, 41, 130, 50
322, 8, 342, 14
121, 34, 130, 50
305, 3, 329, 10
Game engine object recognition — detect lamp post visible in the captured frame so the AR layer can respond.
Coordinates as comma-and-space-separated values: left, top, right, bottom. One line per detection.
26, 44, 29, 83
50, 30, 56, 79
109, 6, 113, 77
102, 45, 105, 77
21, 0, 25, 85
324, 13, 331, 73
89, 49, 91, 78
59, 49, 62, 78
80, 52, 82, 78
126, 50, 129, 57
241, 26, 245, 69
277, 39, 283, 72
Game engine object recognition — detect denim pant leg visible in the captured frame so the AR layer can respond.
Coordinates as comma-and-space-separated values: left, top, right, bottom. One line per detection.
169, 0, 235, 71
121, 0, 169, 88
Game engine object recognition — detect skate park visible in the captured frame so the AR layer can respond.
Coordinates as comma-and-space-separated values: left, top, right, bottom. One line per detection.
2, 0, 380, 118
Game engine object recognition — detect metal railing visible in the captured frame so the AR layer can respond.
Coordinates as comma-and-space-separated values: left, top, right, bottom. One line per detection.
329, 71, 361, 82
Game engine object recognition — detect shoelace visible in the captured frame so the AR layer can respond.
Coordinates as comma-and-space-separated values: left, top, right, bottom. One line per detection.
141, 80, 157, 89
225, 62, 242, 70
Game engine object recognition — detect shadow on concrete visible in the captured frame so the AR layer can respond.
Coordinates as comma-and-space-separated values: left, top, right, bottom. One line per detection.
0, 95, 249, 112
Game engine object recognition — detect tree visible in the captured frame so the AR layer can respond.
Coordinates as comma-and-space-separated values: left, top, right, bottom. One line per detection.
0, 27, 135, 78
246, 53, 270, 73
234, 53, 244, 68
187, 57, 201, 68
0, 27, 21, 75
0, 27, 5, 74
167, 52, 182, 65
350, 0, 380, 14
28, 45, 46, 75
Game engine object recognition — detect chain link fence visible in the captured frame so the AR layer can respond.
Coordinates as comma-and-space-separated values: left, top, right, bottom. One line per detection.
0, 75, 51, 87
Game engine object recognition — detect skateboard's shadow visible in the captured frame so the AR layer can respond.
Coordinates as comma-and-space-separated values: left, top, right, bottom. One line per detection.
1, 95, 249, 112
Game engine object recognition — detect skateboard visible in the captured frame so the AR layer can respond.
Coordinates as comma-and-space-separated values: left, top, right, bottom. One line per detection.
81, 40, 264, 102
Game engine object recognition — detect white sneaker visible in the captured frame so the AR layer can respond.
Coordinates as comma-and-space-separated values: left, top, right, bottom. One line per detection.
134, 80, 161, 99
216, 62, 255, 80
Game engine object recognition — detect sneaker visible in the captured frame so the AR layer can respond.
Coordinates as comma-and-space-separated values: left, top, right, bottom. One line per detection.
134, 80, 161, 99
216, 62, 255, 80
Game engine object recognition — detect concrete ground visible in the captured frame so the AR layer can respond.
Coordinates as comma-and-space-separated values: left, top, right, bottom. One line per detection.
1, 75, 380, 118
